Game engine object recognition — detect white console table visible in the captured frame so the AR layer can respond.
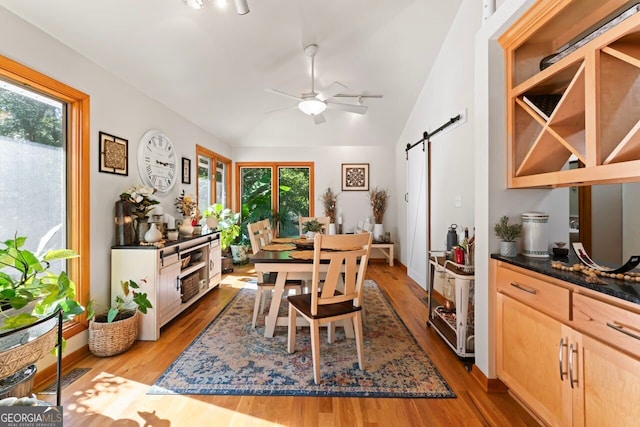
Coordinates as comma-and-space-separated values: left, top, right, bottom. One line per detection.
111, 232, 221, 341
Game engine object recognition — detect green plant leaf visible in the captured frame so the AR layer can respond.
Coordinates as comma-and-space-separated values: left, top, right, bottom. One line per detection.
43, 249, 78, 261
1, 313, 39, 330
107, 308, 119, 323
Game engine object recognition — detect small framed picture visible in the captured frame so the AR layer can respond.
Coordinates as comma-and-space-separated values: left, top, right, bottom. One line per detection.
182, 157, 191, 184
342, 163, 369, 191
99, 131, 128, 175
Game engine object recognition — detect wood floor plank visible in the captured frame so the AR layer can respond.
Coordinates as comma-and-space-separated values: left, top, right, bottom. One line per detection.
36, 263, 539, 426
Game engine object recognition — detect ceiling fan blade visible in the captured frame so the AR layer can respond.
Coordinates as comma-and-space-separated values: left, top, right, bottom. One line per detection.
312, 113, 326, 125
266, 88, 302, 101
264, 104, 298, 115
316, 81, 347, 101
326, 101, 368, 114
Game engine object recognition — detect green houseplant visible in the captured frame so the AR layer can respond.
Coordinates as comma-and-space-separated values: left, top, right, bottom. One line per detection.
86, 279, 152, 357
205, 204, 242, 270
494, 215, 522, 257
302, 218, 324, 240
0, 226, 84, 390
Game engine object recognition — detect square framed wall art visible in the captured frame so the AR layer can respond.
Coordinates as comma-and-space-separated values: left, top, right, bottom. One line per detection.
99, 131, 128, 176
182, 157, 191, 184
341, 163, 369, 191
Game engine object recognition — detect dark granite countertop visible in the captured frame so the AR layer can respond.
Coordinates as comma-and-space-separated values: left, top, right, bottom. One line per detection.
491, 253, 640, 305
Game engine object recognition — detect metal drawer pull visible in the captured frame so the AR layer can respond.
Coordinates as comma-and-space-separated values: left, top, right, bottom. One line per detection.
568, 343, 577, 389
558, 338, 567, 381
510, 282, 537, 295
607, 322, 640, 341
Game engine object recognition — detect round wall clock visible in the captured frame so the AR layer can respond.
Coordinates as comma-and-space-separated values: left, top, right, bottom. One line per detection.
137, 130, 177, 193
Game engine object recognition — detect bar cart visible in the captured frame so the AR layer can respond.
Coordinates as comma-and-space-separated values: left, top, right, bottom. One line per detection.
427, 252, 475, 362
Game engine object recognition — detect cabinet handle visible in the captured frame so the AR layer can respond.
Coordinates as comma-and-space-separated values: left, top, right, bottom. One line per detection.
210, 260, 214, 270
176, 277, 180, 291
558, 338, 567, 381
510, 282, 537, 295
568, 343, 577, 389
607, 321, 640, 341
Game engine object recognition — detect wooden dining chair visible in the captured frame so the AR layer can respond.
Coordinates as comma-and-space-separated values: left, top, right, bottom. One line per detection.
287, 232, 372, 384
298, 216, 331, 236
247, 220, 303, 328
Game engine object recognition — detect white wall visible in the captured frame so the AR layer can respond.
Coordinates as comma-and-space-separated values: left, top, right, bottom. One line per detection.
0, 8, 231, 364
233, 145, 397, 243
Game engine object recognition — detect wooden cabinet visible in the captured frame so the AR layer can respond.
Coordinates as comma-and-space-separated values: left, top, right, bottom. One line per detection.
111, 232, 221, 341
499, 0, 640, 188
494, 260, 640, 426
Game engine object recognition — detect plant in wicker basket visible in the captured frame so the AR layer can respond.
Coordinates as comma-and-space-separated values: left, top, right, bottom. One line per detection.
86, 279, 152, 357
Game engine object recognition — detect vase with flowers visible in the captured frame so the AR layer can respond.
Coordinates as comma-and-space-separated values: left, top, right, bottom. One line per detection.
119, 185, 159, 244
321, 187, 337, 234
369, 187, 389, 241
174, 190, 197, 236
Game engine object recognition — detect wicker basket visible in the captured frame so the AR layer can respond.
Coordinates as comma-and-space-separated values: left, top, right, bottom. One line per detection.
181, 273, 200, 303
0, 325, 57, 381
88, 310, 139, 357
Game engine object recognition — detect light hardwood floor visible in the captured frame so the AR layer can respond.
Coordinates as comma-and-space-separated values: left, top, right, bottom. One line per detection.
37, 262, 539, 426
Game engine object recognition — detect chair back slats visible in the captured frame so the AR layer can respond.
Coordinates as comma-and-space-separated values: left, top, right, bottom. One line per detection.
310, 233, 372, 316
248, 220, 272, 253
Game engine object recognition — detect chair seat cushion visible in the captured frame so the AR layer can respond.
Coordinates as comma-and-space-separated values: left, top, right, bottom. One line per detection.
287, 293, 361, 319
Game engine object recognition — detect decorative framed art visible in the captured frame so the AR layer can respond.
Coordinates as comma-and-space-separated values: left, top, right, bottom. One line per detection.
341, 163, 369, 191
99, 131, 128, 175
182, 157, 191, 184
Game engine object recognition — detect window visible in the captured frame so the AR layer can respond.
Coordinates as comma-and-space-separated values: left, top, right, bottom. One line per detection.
236, 162, 314, 238
0, 54, 90, 338
196, 145, 231, 215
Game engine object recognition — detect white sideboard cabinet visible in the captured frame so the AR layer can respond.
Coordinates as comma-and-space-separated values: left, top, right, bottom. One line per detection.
111, 232, 221, 341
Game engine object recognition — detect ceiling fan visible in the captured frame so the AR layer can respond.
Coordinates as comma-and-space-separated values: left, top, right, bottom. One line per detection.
266, 44, 383, 125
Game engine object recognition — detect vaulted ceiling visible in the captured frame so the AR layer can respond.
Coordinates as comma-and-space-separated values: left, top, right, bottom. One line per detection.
0, 0, 462, 147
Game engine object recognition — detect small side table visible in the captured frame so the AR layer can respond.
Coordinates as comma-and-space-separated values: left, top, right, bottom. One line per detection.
371, 243, 394, 266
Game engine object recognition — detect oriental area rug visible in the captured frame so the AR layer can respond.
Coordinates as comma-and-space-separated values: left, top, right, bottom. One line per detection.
148, 280, 455, 398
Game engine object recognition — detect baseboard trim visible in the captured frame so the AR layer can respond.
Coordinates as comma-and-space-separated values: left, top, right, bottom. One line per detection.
471, 365, 508, 393
34, 345, 90, 390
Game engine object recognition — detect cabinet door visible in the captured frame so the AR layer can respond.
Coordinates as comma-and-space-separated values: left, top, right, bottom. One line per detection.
158, 260, 181, 324
497, 293, 572, 426
571, 333, 640, 427
209, 241, 221, 288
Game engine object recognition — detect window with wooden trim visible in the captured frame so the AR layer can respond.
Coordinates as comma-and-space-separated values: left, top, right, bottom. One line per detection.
0, 54, 90, 338
236, 162, 314, 238
196, 145, 231, 215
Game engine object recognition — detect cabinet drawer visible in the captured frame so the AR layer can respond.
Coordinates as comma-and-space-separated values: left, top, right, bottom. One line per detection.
573, 293, 640, 357
496, 266, 570, 322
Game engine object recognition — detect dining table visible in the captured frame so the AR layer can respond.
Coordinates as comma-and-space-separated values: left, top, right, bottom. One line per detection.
249, 246, 354, 338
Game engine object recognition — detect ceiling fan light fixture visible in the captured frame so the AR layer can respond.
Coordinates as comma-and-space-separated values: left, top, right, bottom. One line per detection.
234, 0, 250, 14
298, 98, 326, 116
184, 0, 210, 10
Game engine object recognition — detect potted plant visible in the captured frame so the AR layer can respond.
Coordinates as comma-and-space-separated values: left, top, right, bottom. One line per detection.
494, 215, 522, 257
270, 209, 289, 238
86, 278, 152, 357
301, 218, 325, 240
369, 187, 389, 241
205, 204, 242, 270
0, 226, 84, 392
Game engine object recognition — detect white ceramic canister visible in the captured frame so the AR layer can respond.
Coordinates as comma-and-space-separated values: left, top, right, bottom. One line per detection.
521, 212, 549, 258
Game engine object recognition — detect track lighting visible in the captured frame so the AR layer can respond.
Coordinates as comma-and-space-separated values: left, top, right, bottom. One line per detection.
234, 0, 250, 15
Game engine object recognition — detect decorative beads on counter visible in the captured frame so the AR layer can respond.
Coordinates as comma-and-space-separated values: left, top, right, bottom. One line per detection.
550, 261, 640, 284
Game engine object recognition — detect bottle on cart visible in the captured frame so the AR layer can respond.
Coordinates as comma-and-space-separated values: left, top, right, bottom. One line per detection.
446, 224, 458, 250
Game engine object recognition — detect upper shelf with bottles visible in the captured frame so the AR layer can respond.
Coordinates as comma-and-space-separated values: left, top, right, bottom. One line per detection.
500, 0, 640, 188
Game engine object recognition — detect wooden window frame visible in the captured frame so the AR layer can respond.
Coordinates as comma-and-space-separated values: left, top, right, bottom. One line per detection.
195, 145, 232, 209
235, 162, 315, 215
0, 54, 91, 339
